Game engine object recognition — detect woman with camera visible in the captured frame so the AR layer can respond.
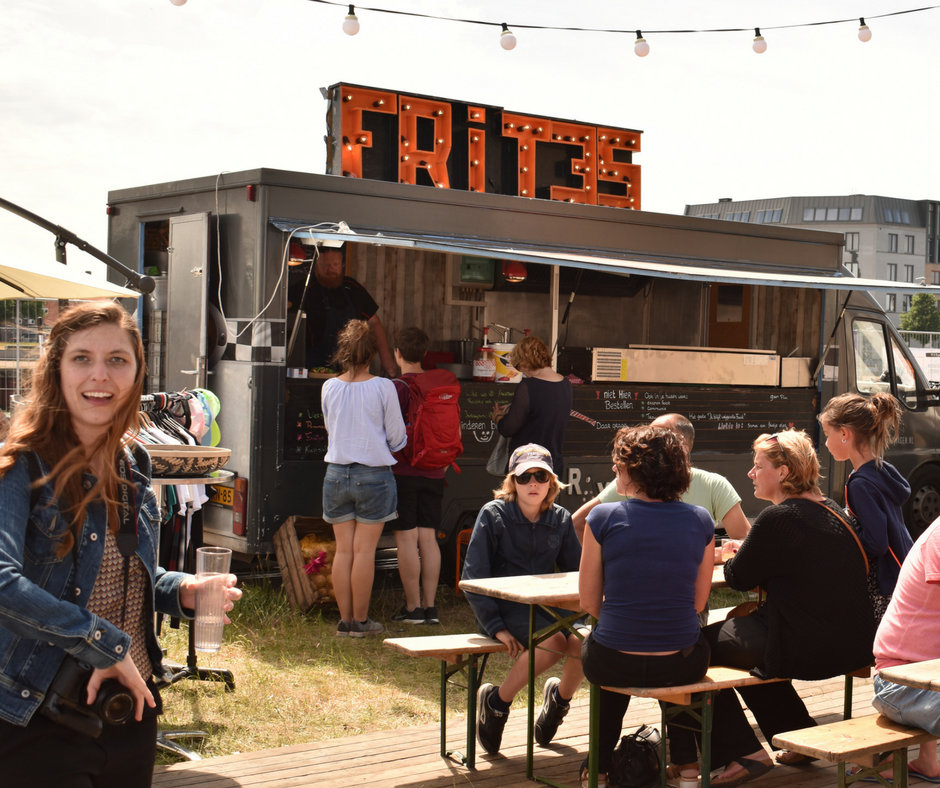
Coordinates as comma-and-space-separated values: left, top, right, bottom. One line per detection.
0, 302, 241, 787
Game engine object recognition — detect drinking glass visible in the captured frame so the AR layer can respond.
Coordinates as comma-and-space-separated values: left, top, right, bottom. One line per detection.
194, 547, 232, 652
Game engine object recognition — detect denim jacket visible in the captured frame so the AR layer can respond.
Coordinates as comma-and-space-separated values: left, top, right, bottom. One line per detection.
0, 447, 190, 726
461, 499, 581, 639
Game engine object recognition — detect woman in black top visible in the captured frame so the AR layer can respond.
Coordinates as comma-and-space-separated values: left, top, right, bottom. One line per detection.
690, 430, 875, 787
491, 336, 572, 476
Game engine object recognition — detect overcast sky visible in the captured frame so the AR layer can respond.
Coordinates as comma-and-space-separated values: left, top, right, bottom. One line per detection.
3, 0, 938, 278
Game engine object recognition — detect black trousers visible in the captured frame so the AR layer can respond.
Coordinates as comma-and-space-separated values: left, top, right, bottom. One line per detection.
669, 614, 817, 768
581, 631, 711, 773
0, 711, 158, 788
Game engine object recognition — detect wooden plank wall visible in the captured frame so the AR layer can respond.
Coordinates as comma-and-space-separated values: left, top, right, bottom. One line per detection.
753, 286, 821, 362
346, 245, 475, 351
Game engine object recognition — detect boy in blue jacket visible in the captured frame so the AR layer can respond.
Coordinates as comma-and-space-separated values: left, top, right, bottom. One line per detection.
462, 444, 584, 754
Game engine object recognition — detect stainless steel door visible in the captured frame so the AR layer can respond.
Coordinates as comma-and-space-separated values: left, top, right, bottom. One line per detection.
166, 213, 209, 391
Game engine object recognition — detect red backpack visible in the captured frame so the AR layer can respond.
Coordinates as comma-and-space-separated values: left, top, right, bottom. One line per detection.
395, 369, 463, 472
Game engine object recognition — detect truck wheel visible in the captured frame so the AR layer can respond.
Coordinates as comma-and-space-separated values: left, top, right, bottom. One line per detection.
904, 465, 940, 541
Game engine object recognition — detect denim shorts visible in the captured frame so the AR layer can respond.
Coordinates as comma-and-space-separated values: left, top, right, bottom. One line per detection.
322, 463, 398, 525
872, 673, 940, 737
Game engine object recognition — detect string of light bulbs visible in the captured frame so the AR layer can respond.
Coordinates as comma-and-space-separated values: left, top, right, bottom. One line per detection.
282, 1, 938, 55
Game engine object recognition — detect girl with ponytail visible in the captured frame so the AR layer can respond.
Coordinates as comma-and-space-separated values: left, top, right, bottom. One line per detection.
820, 392, 914, 621
321, 320, 406, 637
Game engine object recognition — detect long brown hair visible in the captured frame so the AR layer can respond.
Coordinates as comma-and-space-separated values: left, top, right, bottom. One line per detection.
819, 392, 900, 466
0, 301, 146, 555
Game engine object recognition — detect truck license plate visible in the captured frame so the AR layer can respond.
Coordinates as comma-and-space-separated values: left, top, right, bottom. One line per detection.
209, 485, 234, 508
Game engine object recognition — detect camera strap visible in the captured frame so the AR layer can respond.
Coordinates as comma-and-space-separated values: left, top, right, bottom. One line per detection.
114, 450, 139, 559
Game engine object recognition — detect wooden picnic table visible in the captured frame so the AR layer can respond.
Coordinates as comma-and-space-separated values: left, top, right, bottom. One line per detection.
880, 658, 940, 693
458, 565, 731, 788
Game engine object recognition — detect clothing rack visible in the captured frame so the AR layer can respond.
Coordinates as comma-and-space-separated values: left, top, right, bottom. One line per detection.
142, 390, 236, 760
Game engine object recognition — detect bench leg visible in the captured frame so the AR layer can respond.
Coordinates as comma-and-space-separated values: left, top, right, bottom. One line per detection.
840, 749, 908, 788
844, 674, 853, 720
657, 691, 716, 788
439, 653, 488, 769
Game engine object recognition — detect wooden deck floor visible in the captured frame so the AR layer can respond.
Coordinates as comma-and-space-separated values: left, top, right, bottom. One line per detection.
153, 676, 935, 788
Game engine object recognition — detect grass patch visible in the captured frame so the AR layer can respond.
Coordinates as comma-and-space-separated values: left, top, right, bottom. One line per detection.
155, 575, 746, 765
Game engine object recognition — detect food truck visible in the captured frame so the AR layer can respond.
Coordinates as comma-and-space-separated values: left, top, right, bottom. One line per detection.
105, 83, 940, 569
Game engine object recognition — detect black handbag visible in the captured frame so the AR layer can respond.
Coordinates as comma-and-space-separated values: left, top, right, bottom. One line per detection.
609, 724, 661, 788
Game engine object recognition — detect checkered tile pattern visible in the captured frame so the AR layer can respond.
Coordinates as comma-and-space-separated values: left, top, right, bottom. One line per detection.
222, 319, 287, 363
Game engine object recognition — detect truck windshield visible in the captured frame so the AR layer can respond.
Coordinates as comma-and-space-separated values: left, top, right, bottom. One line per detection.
853, 319, 917, 408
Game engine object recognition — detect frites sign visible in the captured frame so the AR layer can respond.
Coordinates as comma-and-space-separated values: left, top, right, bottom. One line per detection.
325, 83, 641, 209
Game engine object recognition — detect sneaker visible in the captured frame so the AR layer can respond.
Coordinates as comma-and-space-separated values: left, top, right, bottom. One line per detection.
391, 605, 425, 624
336, 620, 350, 637
534, 676, 569, 746
424, 606, 440, 625
476, 683, 509, 754
349, 617, 384, 638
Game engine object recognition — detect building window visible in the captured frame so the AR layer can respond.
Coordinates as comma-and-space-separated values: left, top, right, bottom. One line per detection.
933, 271, 940, 285
906, 235, 915, 254
755, 209, 782, 223
700, 212, 721, 219
845, 260, 860, 277
726, 211, 750, 222
905, 265, 914, 283
888, 263, 898, 281
845, 232, 859, 251
903, 294, 912, 312
889, 234, 898, 253
886, 294, 897, 312
803, 206, 863, 222
885, 208, 913, 225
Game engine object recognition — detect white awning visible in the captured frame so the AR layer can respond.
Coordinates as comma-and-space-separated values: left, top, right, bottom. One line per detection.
271, 221, 940, 295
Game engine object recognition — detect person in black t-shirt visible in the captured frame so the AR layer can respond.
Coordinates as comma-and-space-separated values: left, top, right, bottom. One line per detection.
288, 245, 395, 375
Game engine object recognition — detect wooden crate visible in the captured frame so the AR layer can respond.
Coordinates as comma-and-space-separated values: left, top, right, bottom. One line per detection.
273, 516, 333, 612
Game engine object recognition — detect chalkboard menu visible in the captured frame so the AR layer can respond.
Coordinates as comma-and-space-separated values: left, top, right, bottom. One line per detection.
460, 382, 817, 460
284, 380, 328, 460
285, 379, 817, 463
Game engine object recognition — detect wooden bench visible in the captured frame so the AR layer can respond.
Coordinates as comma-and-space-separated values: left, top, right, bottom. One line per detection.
601, 667, 788, 788
384, 634, 508, 769
773, 714, 934, 788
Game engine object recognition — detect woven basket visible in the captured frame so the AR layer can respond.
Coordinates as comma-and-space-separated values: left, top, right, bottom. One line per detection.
147, 445, 231, 478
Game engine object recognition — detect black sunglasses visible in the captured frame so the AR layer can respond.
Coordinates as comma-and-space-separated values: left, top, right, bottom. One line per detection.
767, 432, 791, 466
516, 469, 552, 484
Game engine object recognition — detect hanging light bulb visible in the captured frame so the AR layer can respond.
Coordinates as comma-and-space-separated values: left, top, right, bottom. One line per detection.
634, 30, 650, 57
169, 0, 187, 6
500, 23, 517, 50
858, 18, 872, 42
752, 27, 767, 54
343, 5, 360, 36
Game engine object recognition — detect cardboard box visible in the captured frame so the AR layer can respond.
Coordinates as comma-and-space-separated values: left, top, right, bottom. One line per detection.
592, 347, 780, 386
780, 357, 813, 387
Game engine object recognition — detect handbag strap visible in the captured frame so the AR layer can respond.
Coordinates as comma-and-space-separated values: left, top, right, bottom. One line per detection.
811, 498, 869, 575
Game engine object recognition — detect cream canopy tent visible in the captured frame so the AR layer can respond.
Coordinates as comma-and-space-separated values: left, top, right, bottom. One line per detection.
0, 258, 138, 300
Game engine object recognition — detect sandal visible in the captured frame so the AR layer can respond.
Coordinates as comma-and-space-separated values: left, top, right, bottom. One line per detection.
775, 750, 818, 766
578, 757, 609, 788
711, 757, 774, 788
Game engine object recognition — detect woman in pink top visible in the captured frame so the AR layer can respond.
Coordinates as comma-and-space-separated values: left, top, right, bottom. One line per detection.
870, 521, 940, 781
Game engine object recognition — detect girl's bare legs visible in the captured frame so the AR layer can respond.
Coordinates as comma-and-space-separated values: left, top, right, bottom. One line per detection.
350, 521, 385, 621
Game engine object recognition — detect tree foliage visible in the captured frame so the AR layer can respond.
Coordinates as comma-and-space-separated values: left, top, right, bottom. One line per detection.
900, 292, 940, 333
